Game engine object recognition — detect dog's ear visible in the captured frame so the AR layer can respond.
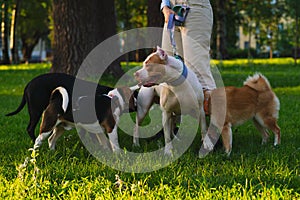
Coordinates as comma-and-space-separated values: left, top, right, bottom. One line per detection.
156, 46, 168, 61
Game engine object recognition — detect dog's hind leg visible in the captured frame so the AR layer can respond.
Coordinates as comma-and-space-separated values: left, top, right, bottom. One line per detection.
254, 115, 281, 146
253, 118, 269, 144
34, 103, 59, 149
48, 126, 65, 150
264, 118, 281, 146
34, 130, 52, 150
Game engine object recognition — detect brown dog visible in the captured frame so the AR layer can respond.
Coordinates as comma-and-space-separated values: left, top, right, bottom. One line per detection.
202, 73, 281, 156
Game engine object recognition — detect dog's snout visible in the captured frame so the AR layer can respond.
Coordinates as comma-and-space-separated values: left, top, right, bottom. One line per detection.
134, 71, 139, 77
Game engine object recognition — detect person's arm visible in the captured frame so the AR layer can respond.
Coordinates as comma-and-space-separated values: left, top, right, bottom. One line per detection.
160, 0, 171, 10
161, 0, 174, 23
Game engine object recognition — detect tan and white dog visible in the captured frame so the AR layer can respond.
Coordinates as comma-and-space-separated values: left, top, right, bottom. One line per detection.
134, 47, 207, 155
203, 73, 281, 156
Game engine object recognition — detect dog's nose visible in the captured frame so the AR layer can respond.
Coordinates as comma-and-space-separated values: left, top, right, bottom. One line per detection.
134, 71, 139, 77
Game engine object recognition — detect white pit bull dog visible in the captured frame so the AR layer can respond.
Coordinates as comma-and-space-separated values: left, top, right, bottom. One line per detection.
134, 47, 207, 155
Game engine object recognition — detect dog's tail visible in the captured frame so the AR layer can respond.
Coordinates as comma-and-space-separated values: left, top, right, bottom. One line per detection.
5, 89, 27, 117
243, 72, 271, 91
51, 87, 69, 113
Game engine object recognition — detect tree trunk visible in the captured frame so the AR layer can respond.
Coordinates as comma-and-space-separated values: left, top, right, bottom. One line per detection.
51, 0, 123, 77
248, 23, 252, 59
295, 12, 298, 65
147, 0, 164, 57
21, 37, 38, 63
1, 0, 10, 64
147, 0, 164, 28
215, 0, 227, 60
10, 0, 21, 64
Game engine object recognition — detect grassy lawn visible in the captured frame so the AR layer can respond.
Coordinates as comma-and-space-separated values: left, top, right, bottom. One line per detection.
0, 59, 299, 199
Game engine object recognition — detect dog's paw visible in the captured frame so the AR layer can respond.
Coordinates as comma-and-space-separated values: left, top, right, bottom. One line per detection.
203, 135, 214, 151
198, 147, 210, 158
225, 149, 232, 157
49, 144, 56, 151
33, 137, 42, 150
111, 145, 121, 153
164, 143, 173, 156
132, 140, 140, 148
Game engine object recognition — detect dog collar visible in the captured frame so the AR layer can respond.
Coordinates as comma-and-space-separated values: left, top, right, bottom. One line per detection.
168, 60, 188, 86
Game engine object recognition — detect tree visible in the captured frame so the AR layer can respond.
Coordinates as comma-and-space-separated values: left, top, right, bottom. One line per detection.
286, 0, 300, 64
115, 0, 148, 61
213, 0, 228, 59
10, 0, 21, 64
51, 0, 123, 77
147, 0, 164, 51
1, 0, 10, 64
18, 0, 51, 63
147, 0, 163, 28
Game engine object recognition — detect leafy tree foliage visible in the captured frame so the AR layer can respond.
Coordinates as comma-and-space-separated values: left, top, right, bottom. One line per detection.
1, 0, 300, 67
18, 0, 51, 62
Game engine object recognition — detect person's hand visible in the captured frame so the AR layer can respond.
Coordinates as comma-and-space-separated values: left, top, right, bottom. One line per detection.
162, 6, 175, 23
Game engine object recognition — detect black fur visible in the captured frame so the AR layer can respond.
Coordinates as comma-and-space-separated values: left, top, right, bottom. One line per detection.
6, 73, 113, 142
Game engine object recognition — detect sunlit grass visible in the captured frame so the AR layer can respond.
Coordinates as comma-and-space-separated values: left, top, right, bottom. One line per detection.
212, 57, 298, 66
0, 63, 51, 71
0, 59, 299, 199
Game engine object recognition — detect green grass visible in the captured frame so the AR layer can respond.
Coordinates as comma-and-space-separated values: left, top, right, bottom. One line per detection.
0, 60, 299, 199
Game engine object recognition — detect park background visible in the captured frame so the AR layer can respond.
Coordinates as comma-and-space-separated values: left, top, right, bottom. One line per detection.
0, 0, 299, 74
0, 0, 299, 199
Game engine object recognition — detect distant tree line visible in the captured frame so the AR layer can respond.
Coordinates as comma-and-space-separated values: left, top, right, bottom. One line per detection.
0, 0, 299, 75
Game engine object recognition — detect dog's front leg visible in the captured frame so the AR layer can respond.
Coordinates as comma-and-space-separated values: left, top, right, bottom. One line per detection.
199, 106, 207, 139
95, 132, 111, 151
221, 123, 232, 156
134, 86, 155, 147
162, 111, 173, 156
108, 124, 120, 152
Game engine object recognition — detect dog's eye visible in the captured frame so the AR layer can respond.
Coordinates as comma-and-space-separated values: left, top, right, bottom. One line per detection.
145, 63, 153, 68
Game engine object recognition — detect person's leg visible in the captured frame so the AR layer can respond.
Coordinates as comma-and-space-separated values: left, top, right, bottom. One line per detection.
180, 1, 216, 90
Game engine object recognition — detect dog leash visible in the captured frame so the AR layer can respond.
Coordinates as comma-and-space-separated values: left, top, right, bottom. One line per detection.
167, 13, 188, 86
167, 5, 190, 57
167, 13, 178, 56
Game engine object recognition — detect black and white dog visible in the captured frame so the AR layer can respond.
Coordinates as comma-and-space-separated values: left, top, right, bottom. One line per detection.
6, 73, 139, 151
34, 86, 118, 151
6, 73, 113, 142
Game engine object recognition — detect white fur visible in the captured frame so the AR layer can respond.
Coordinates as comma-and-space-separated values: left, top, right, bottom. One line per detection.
130, 85, 140, 91
203, 134, 214, 151
53, 87, 69, 112
243, 72, 271, 87
134, 86, 157, 147
108, 89, 125, 111
34, 131, 52, 149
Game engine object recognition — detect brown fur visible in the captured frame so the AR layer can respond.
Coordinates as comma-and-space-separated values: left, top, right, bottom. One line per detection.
136, 54, 167, 86
117, 87, 136, 112
207, 73, 280, 155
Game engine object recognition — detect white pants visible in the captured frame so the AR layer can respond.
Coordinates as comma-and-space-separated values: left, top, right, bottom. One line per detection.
162, 0, 216, 90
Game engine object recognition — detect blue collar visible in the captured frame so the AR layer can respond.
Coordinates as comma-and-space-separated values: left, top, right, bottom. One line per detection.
168, 58, 188, 86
